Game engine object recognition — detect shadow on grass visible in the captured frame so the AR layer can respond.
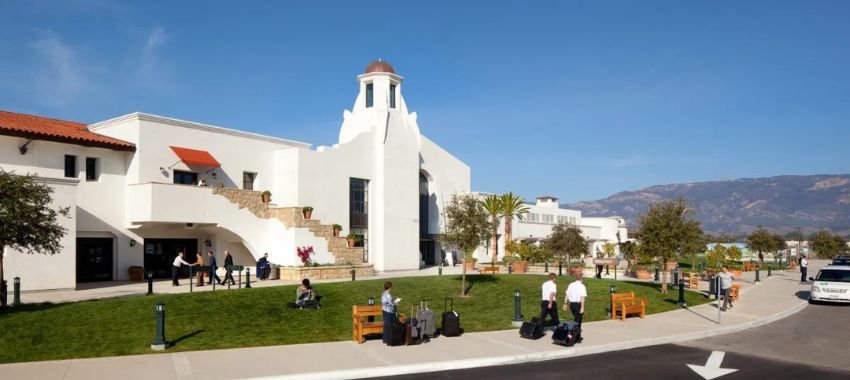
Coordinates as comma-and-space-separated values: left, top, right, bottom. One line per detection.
461, 275, 499, 295
0, 302, 65, 318
171, 329, 205, 347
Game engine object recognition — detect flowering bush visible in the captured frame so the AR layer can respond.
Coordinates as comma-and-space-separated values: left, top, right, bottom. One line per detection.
296, 246, 315, 266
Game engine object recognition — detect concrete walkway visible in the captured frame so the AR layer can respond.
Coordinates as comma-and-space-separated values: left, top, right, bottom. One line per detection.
3, 262, 819, 380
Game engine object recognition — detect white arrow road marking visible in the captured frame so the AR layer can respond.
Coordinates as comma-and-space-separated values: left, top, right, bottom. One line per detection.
687, 351, 739, 380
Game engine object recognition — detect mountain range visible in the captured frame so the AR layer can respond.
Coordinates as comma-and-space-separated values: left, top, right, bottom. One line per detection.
567, 174, 850, 237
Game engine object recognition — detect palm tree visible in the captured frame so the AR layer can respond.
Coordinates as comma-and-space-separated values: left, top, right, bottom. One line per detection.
500, 192, 529, 256
480, 194, 503, 265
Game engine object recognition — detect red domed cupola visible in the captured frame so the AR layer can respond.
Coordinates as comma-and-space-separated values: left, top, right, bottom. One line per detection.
364, 59, 396, 74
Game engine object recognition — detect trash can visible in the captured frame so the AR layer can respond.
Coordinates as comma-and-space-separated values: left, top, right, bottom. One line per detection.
267, 264, 279, 280
708, 274, 717, 298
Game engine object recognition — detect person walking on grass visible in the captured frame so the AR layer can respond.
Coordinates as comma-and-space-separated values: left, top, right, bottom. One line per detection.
564, 273, 587, 343
540, 273, 560, 327
718, 266, 734, 311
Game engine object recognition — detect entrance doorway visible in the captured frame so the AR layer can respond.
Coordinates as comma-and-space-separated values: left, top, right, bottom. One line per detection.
76, 238, 114, 282
144, 238, 198, 278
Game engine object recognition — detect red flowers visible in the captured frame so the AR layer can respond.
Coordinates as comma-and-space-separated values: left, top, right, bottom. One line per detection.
296, 246, 314, 266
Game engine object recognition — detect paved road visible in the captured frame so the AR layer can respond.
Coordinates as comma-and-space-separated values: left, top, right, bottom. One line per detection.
374, 300, 850, 380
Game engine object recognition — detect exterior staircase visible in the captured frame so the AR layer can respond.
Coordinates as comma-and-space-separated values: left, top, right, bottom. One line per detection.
212, 188, 364, 265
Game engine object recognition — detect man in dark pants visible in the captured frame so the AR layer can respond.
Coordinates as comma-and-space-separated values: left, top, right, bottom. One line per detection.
564, 273, 587, 343
172, 251, 194, 286
540, 273, 559, 327
222, 250, 236, 285
207, 250, 222, 285
800, 255, 808, 283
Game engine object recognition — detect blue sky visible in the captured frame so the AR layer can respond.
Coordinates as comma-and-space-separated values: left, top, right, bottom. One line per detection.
1, 1, 848, 203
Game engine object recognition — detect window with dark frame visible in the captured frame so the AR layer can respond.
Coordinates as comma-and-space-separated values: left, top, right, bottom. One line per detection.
243, 172, 257, 190
389, 84, 396, 108
173, 170, 198, 185
349, 178, 369, 253
64, 155, 76, 178
365, 83, 374, 108
85, 157, 98, 181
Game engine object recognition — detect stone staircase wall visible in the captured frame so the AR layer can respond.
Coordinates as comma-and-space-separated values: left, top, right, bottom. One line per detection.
212, 188, 365, 265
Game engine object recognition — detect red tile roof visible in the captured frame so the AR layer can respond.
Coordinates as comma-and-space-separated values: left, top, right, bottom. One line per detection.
0, 110, 135, 151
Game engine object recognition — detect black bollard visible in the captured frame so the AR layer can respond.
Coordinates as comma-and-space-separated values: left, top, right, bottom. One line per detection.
508, 264, 513, 274
245, 268, 252, 289
151, 302, 169, 350
189, 267, 193, 293
351, 269, 356, 281
13, 277, 21, 306
755, 266, 761, 283
0, 280, 6, 307
677, 278, 687, 307
608, 284, 616, 318
544, 262, 548, 272
147, 271, 154, 296
654, 266, 660, 283
368, 296, 376, 323
558, 262, 563, 277
512, 289, 523, 324
768, 265, 772, 277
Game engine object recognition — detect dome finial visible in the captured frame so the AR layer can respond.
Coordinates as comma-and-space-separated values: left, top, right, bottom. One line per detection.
364, 59, 395, 74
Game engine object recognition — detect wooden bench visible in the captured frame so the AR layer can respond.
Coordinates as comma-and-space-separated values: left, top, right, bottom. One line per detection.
611, 291, 648, 321
684, 272, 700, 289
729, 284, 742, 302
478, 266, 500, 274
352, 305, 405, 344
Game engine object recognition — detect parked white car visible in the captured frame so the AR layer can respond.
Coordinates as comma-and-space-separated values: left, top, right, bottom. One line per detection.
809, 265, 850, 304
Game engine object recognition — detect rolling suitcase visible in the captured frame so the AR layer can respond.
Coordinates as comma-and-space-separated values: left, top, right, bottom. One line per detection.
519, 317, 545, 340
389, 316, 405, 346
406, 306, 422, 345
551, 321, 579, 346
441, 297, 461, 337
416, 300, 437, 338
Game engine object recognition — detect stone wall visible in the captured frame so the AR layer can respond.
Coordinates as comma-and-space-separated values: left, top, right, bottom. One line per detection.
279, 264, 374, 281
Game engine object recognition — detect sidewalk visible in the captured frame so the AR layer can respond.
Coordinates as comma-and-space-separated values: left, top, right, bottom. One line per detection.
3, 263, 817, 380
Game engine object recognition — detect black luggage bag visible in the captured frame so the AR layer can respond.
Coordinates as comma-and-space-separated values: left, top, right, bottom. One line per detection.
389, 318, 406, 346
519, 317, 545, 340
441, 297, 461, 337
552, 321, 579, 346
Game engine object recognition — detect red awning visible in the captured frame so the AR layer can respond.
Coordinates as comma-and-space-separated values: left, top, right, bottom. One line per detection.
169, 146, 221, 168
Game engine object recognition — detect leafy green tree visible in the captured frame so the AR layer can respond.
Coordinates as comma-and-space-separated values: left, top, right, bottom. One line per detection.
636, 198, 704, 293
726, 245, 743, 263
480, 194, 503, 265
705, 245, 727, 270
544, 223, 587, 266
809, 230, 847, 260
620, 241, 638, 266
499, 192, 528, 256
0, 170, 70, 306
440, 193, 492, 296
746, 226, 777, 262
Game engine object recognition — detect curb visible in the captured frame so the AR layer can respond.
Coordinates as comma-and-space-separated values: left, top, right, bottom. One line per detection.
247, 299, 808, 380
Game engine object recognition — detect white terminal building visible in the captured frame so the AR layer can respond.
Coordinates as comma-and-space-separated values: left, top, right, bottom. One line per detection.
470, 194, 628, 263
0, 61, 470, 291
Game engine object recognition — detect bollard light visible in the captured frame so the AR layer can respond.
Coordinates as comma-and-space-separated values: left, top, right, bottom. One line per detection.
558, 262, 563, 277
768, 265, 772, 277
677, 278, 687, 307
351, 269, 356, 281
544, 262, 548, 272
608, 284, 616, 318
367, 295, 376, 323
151, 302, 169, 350
654, 266, 660, 283
512, 289, 523, 325
13, 277, 21, 306
146, 271, 154, 296
245, 268, 252, 289
439, 261, 443, 276
755, 265, 761, 283
508, 264, 513, 274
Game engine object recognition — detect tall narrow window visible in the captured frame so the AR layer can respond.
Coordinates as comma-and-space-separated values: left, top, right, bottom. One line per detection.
350, 178, 369, 257
243, 172, 257, 190
389, 84, 396, 109
365, 83, 374, 108
64, 155, 76, 178
85, 157, 98, 181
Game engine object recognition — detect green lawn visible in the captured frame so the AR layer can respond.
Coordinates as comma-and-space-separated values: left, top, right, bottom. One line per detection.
0, 274, 709, 364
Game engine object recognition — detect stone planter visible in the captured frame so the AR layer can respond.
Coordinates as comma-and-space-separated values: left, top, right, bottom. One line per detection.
464, 260, 476, 272
347, 238, 355, 248
128, 267, 145, 282
279, 264, 374, 281
511, 261, 528, 273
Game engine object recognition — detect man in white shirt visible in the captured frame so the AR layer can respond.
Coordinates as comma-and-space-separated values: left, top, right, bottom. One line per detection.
172, 251, 196, 286
800, 255, 808, 283
563, 273, 587, 343
540, 273, 560, 326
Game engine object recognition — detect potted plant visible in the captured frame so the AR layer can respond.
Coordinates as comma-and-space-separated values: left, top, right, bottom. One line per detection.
296, 246, 314, 267
302, 206, 314, 219
631, 265, 652, 279
346, 233, 358, 248
128, 265, 145, 282
464, 256, 478, 272
332, 224, 342, 237
505, 241, 527, 273
260, 190, 272, 204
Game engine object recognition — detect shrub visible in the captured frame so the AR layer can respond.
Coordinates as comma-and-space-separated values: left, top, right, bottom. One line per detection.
296, 246, 314, 266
